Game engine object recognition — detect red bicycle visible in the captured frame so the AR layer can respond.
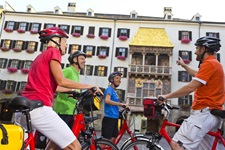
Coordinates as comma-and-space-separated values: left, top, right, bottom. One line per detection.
123, 98, 225, 150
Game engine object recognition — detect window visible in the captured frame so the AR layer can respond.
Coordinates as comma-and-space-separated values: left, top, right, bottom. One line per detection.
1, 39, 11, 49
179, 50, 192, 61
206, 32, 219, 38
14, 40, 23, 50
44, 23, 56, 29
71, 25, 84, 35
129, 98, 135, 105
115, 47, 128, 57
58, 24, 70, 34
116, 89, 125, 102
87, 11, 92, 16
117, 28, 130, 38
97, 47, 109, 56
136, 87, 142, 97
16, 81, 27, 91
55, 9, 59, 14
195, 17, 200, 21
83, 45, 95, 56
131, 14, 136, 18
136, 82, 162, 98
5, 21, 16, 30
40, 43, 47, 51
23, 60, 33, 69
5, 80, 17, 91
8, 59, 20, 68
94, 66, 108, 76
30, 23, 41, 32
27, 41, 36, 50
179, 31, 192, 41
178, 71, 192, 82
80, 65, 94, 75
0, 58, 8, 69
99, 28, 111, 37
178, 95, 192, 105
114, 67, 127, 78
68, 44, 81, 54
167, 15, 171, 19
88, 26, 95, 34
18, 22, 28, 31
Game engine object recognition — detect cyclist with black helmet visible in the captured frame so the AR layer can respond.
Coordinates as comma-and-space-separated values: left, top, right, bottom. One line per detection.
53, 51, 87, 129
158, 36, 225, 150
21, 27, 102, 150
101, 71, 129, 143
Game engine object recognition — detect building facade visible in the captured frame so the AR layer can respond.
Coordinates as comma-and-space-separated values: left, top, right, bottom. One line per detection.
0, 3, 224, 132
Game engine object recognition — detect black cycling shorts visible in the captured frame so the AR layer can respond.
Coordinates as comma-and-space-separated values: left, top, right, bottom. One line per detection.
101, 116, 118, 139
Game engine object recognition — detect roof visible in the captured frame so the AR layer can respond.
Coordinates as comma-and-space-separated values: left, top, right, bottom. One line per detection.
129, 28, 174, 47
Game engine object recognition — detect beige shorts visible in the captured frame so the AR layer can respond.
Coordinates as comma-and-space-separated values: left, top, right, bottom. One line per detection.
172, 108, 220, 149
30, 106, 76, 149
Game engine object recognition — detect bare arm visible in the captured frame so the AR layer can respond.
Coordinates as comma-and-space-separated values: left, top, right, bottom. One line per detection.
162, 80, 202, 100
50, 60, 103, 95
56, 86, 76, 93
177, 57, 198, 77
105, 94, 124, 107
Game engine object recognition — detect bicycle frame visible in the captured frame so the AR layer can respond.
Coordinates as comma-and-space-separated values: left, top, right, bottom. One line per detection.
24, 132, 35, 150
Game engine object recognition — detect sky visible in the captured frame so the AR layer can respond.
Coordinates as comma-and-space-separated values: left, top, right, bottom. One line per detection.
1, 0, 225, 22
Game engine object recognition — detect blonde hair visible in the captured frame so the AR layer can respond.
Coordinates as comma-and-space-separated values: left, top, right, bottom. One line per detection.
47, 37, 60, 48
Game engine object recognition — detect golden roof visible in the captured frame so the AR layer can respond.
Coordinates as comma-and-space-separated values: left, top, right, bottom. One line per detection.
129, 28, 174, 47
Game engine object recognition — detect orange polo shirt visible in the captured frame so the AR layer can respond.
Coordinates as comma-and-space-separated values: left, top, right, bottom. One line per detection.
192, 55, 225, 110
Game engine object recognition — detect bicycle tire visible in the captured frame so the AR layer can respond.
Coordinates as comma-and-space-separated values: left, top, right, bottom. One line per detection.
123, 139, 164, 150
120, 135, 149, 150
82, 138, 119, 150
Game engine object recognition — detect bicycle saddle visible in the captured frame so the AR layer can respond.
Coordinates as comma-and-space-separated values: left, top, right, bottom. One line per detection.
84, 116, 98, 123
211, 109, 225, 119
9, 96, 43, 112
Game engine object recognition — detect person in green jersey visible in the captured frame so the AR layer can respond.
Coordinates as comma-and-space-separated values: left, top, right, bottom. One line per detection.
53, 50, 86, 128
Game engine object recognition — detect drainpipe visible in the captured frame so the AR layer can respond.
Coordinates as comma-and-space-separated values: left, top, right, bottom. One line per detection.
109, 18, 117, 73
0, 11, 5, 39
198, 21, 202, 38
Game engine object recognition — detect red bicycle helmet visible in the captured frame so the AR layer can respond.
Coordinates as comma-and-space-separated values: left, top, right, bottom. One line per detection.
38, 27, 68, 43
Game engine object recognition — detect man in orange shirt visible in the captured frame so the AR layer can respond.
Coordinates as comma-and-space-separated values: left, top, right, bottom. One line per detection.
159, 36, 225, 150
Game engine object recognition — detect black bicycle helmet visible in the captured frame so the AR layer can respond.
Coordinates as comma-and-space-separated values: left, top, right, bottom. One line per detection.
194, 36, 221, 52
68, 51, 86, 64
108, 71, 123, 83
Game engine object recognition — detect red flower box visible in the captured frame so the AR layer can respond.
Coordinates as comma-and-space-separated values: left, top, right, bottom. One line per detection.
7, 67, 18, 73
3, 89, 13, 94
21, 68, 29, 74
119, 36, 128, 41
98, 55, 107, 59
30, 30, 38, 34
0, 47, 10, 51
86, 54, 92, 57
4, 28, 13, 33
181, 38, 191, 43
72, 33, 81, 37
13, 48, 22, 52
17, 29, 26, 33
26, 49, 35, 53
86, 34, 95, 38
117, 55, 126, 60
100, 35, 109, 40
183, 59, 191, 64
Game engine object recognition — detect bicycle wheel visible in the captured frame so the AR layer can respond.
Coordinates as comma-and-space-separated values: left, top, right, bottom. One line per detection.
123, 139, 164, 150
82, 138, 119, 150
120, 135, 149, 150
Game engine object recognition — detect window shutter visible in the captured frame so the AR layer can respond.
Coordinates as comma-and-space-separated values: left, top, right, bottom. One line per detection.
38, 23, 41, 31
69, 45, 72, 54
217, 33, 220, 38
58, 24, 61, 28
10, 40, 15, 49
117, 29, 121, 37
4, 21, 8, 29
16, 82, 21, 91
114, 67, 117, 72
0, 81, 6, 90
80, 26, 84, 35
124, 68, 127, 78
94, 66, 98, 76
19, 60, 25, 69
35, 42, 38, 51
115, 48, 119, 57
217, 53, 220, 62
122, 90, 125, 102
90, 66, 93, 75
106, 47, 109, 56
127, 29, 130, 38
104, 67, 108, 76
108, 28, 111, 37
92, 46, 96, 55
12, 82, 17, 92
188, 51, 192, 61
125, 48, 128, 57
83, 46, 87, 53
24, 41, 28, 50
178, 51, 182, 57
188, 74, 192, 82
178, 31, 182, 40
71, 26, 75, 34
206, 32, 209, 36
3, 59, 8, 68
25, 23, 29, 31
80, 69, 84, 75
44, 24, 47, 29
14, 22, 19, 30
78, 45, 82, 50
28, 23, 32, 31
178, 71, 181, 81
97, 47, 100, 55
189, 31, 192, 40
67, 25, 70, 34
99, 28, 102, 36
0, 40, 4, 47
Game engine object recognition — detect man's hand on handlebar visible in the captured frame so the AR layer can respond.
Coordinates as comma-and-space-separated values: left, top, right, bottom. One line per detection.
157, 95, 167, 105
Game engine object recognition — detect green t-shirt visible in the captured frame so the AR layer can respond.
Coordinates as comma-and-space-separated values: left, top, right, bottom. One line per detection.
53, 66, 80, 115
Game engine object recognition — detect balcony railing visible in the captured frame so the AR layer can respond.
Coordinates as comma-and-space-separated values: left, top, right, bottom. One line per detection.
129, 65, 172, 75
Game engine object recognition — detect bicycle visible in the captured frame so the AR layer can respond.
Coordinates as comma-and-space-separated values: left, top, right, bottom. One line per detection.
114, 107, 147, 149
123, 98, 225, 150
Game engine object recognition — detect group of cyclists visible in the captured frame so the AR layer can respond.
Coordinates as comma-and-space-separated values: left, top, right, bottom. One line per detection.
15, 26, 225, 150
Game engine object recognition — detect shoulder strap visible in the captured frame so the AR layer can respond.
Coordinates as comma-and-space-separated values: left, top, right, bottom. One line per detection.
0, 123, 8, 145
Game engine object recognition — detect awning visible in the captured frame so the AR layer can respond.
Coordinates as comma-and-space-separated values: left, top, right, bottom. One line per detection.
129, 28, 174, 48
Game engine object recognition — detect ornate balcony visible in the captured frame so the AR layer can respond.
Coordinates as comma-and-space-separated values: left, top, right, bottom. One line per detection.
129, 65, 172, 77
